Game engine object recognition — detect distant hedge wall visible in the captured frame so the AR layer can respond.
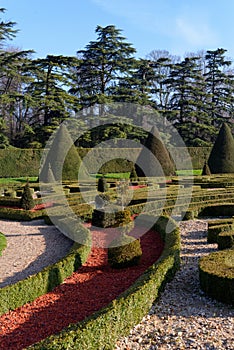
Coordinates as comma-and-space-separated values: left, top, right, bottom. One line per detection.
0, 147, 211, 178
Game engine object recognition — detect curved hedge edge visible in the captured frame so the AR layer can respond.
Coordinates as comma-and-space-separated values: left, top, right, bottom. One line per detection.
199, 249, 234, 305
28, 215, 180, 350
0, 207, 46, 221
0, 232, 7, 256
0, 225, 91, 316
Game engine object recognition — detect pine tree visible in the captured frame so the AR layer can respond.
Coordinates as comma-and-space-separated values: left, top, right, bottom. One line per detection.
135, 126, 175, 177
208, 123, 234, 173
20, 181, 34, 210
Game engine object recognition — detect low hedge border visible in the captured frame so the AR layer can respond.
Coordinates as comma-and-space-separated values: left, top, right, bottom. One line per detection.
28, 215, 180, 350
0, 207, 46, 221
217, 231, 234, 250
0, 232, 7, 256
199, 249, 234, 305
207, 224, 233, 244
0, 224, 91, 316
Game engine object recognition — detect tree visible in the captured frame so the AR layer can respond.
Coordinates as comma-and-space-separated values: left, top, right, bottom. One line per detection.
165, 56, 212, 146
204, 48, 234, 127
70, 25, 136, 110
208, 123, 234, 173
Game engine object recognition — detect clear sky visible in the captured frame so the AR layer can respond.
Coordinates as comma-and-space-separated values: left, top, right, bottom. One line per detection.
1, 0, 234, 60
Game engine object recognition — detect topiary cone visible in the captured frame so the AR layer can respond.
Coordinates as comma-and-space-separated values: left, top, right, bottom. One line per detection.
135, 126, 175, 177
208, 123, 234, 174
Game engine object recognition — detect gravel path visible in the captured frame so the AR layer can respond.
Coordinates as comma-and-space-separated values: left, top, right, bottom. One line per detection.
0, 219, 73, 288
116, 219, 234, 350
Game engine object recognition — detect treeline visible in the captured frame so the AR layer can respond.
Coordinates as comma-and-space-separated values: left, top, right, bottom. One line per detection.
0, 8, 234, 148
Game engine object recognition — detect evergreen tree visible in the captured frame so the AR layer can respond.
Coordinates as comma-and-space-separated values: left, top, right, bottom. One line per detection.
136, 126, 175, 177
70, 25, 136, 110
20, 181, 34, 210
208, 123, 234, 173
204, 48, 234, 127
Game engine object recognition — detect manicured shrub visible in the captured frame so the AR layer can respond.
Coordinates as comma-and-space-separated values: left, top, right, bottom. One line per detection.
202, 161, 211, 175
135, 126, 175, 177
20, 182, 35, 210
108, 233, 142, 268
40, 124, 88, 182
199, 249, 234, 305
130, 164, 138, 180
207, 224, 233, 243
217, 231, 234, 250
97, 177, 108, 192
181, 210, 194, 221
208, 123, 234, 174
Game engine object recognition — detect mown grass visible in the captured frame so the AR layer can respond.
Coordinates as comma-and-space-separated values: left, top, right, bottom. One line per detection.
0, 232, 7, 256
176, 169, 202, 176
0, 177, 38, 185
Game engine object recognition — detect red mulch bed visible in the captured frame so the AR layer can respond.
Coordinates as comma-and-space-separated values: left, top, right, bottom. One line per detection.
0, 226, 164, 350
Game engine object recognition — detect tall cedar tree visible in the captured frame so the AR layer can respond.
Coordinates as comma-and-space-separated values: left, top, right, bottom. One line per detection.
71, 25, 136, 110
135, 126, 175, 177
208, 123, 234, 173
205, 49, 234, 128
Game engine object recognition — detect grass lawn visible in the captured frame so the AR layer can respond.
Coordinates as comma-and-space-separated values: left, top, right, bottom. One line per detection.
176, 169, 202, 176
0, 177, 38, 185
0, 232, 7, 256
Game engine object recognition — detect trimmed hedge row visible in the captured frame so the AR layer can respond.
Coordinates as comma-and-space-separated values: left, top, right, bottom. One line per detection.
217, 231, 234, 250
207, 223, 234, 244
199, 249, 234, 305
0, 207, 46, 221
28, 215, 180, 350
0, 147, 211, 178
0, 224, 91, 315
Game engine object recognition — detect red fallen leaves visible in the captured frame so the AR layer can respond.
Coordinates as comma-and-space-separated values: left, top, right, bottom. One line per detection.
0, 227, 164, 350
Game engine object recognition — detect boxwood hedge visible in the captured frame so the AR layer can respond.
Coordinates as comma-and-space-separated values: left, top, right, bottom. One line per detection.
28, 215, 180, 350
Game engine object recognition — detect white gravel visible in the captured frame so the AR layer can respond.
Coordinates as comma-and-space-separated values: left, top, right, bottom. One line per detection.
0, 219, 73, 288
115, 219, 234, 350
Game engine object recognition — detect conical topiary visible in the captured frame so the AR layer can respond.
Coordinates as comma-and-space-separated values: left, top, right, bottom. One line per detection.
135, 126, 175, 177
208, 123, 234, 174
20, 181, 35, 210
97, 176, 108, 192
40, 124, 88, 182
108, 233, 142, 268
202, 161, 211, 176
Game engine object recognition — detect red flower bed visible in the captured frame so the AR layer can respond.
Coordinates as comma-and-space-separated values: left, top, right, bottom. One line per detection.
0, 226, 164, 350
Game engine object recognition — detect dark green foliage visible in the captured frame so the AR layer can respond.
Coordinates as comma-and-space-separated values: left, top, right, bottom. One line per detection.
217, 231, 234, 250
0, 232, 7, 256
181, 210, 194, 221
136, 126, 175, 177
0, 238, 91, 315
199, 249, 234, 305
97, 177, 108, 192
207, 224, 233, 243
20, 182, 34, 210
108, 233, 142, 268
40, 124, 88, 182
0, 207, 44, 220
92, 209, 116, 228
28, 215, 179, 350
202, 161, 211, 175
130, 164, 138, 180
208, 123, 234, 173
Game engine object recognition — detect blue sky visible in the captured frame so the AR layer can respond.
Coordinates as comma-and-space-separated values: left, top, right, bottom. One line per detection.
1, 0, 234, 60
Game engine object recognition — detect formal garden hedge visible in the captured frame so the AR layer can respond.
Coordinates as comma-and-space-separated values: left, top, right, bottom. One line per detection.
0, 224, 91, 315
25, 215, 180, 350
199, 249, 234, 305
0, 147, 211, 178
